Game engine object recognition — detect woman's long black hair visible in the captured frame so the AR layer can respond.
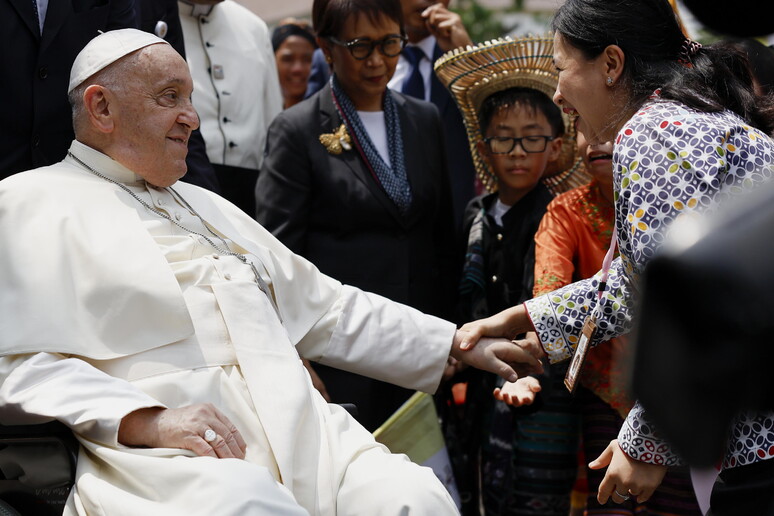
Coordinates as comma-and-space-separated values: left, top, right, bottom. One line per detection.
552, 0, 774, 135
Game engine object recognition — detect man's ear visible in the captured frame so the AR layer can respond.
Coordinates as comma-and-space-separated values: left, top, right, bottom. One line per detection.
83, 84, 115, 134
602, 44, 625, 84
547, 136, 563, 162
476, 139, 491, 165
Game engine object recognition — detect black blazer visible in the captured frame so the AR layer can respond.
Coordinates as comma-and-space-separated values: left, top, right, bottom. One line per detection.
256, 82, 458, 320
256, 83, 459, 430
0, 0, 136, 180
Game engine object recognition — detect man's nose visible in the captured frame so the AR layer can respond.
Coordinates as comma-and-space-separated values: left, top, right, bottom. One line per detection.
179, 101, 200, 131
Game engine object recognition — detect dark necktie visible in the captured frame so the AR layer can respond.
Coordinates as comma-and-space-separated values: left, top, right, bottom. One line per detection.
401, 46, 426, 100
31, 0, 40, 34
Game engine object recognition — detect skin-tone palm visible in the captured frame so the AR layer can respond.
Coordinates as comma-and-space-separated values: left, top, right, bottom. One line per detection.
493, 372, 541, 407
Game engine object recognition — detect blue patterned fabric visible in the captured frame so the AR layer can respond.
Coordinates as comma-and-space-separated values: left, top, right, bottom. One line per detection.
330, 75, 413, 214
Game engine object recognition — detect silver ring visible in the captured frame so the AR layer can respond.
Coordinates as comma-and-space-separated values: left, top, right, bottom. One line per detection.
614, 489, 630, 501
203, 428, 217, 443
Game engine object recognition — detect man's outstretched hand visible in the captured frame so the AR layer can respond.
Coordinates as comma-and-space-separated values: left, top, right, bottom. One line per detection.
450, 329, 543, 382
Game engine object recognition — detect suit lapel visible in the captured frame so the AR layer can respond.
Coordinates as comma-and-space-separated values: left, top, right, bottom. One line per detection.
394, 93, 425, 226
39, 0, 69, 53
318, 83, 408, 227
8, 0, 41, 40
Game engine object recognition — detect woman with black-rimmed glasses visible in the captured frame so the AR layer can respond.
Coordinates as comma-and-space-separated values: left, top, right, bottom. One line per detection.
255, 0, 459, 432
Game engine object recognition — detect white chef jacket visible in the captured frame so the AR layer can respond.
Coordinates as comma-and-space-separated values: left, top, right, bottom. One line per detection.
178, 0, 282, 170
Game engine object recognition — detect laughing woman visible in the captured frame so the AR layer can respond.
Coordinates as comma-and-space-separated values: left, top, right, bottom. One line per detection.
255, 0, 458, 432
461, 0, 774, 514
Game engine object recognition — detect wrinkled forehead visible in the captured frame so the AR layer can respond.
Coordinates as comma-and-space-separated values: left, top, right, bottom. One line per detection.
129, 44, 193, 88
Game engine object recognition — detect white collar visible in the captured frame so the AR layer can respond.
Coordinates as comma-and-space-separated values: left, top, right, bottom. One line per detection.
68, 140, 145, 186
408, 35, 437, 60
178, 1, 216, 17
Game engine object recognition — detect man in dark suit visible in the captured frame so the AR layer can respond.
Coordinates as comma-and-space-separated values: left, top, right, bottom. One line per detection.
389, 0, 477, 235
1, 0, 219, 192
0, 0, 136, 180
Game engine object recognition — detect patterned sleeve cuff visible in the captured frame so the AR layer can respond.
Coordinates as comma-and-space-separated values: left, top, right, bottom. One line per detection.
617, 402, 683, 466
524, 293, 579, 364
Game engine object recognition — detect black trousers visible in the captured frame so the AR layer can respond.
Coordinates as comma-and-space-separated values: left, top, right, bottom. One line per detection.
213, 163, 259, 217
708, 458, 774, 516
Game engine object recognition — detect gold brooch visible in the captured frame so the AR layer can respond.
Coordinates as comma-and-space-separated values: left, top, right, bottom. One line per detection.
319, 124, 352, 155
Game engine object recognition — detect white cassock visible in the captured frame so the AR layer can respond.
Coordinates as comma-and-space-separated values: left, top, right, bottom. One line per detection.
0, 141, 459, 515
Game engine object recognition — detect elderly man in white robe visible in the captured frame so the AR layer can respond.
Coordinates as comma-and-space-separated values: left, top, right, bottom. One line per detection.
0, 29, 542, 515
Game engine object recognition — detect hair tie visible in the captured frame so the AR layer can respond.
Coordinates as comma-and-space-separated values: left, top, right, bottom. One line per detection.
677, 37, 702, 68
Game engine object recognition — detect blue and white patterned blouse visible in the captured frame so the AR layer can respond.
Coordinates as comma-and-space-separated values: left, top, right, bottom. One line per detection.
525, 93, 774, 469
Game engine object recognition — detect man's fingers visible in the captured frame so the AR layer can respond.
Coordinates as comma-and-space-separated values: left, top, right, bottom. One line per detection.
213, 411, 247, 455
497, 363, 519, 383
190, 437, 219, 458
208, 433, 237, 458
502, 343, 542, 370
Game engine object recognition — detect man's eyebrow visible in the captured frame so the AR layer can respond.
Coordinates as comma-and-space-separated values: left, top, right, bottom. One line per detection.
493, 122, 544, 131
156, 77, 188, 87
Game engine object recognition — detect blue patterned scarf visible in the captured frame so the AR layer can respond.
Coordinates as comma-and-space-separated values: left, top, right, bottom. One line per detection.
330, 75, 413, 214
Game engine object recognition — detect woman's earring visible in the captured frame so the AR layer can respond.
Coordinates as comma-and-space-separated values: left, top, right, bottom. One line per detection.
606, 76, 614, 86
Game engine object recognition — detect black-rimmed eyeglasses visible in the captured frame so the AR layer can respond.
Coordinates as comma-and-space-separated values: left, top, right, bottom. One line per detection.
327, 34, 407, 60
484, 135, 555, 154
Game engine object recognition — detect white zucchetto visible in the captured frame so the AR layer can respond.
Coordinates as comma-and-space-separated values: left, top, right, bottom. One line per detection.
68, 28, 169, 93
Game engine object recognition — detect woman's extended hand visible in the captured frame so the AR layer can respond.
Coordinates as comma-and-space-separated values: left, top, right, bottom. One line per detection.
590, 439, 668, 504
459, 306, 540, 353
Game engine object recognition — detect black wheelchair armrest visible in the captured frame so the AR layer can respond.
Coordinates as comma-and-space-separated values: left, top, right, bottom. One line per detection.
0, 421, 78, 516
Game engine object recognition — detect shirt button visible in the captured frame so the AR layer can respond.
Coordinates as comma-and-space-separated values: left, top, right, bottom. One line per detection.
157, 198, 165, 205
174, 212, 182, 221
491, 275, 498, 283
224, 273, 232, 280
497, 233, 503, 241
213, 254, 220, 260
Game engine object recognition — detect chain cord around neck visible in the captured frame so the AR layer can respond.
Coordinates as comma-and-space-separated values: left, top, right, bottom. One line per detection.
67, 151, 282, 321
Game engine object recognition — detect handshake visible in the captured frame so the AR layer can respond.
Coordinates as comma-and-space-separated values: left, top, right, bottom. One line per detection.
449, 304, 546, 383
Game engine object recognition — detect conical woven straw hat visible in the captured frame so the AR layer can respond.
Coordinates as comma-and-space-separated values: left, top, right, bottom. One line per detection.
435, 34, 587, 193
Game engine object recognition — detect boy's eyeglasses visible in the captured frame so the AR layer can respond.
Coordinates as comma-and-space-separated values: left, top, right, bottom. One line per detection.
327, 34, 407, 60
484, 135, 555, 154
